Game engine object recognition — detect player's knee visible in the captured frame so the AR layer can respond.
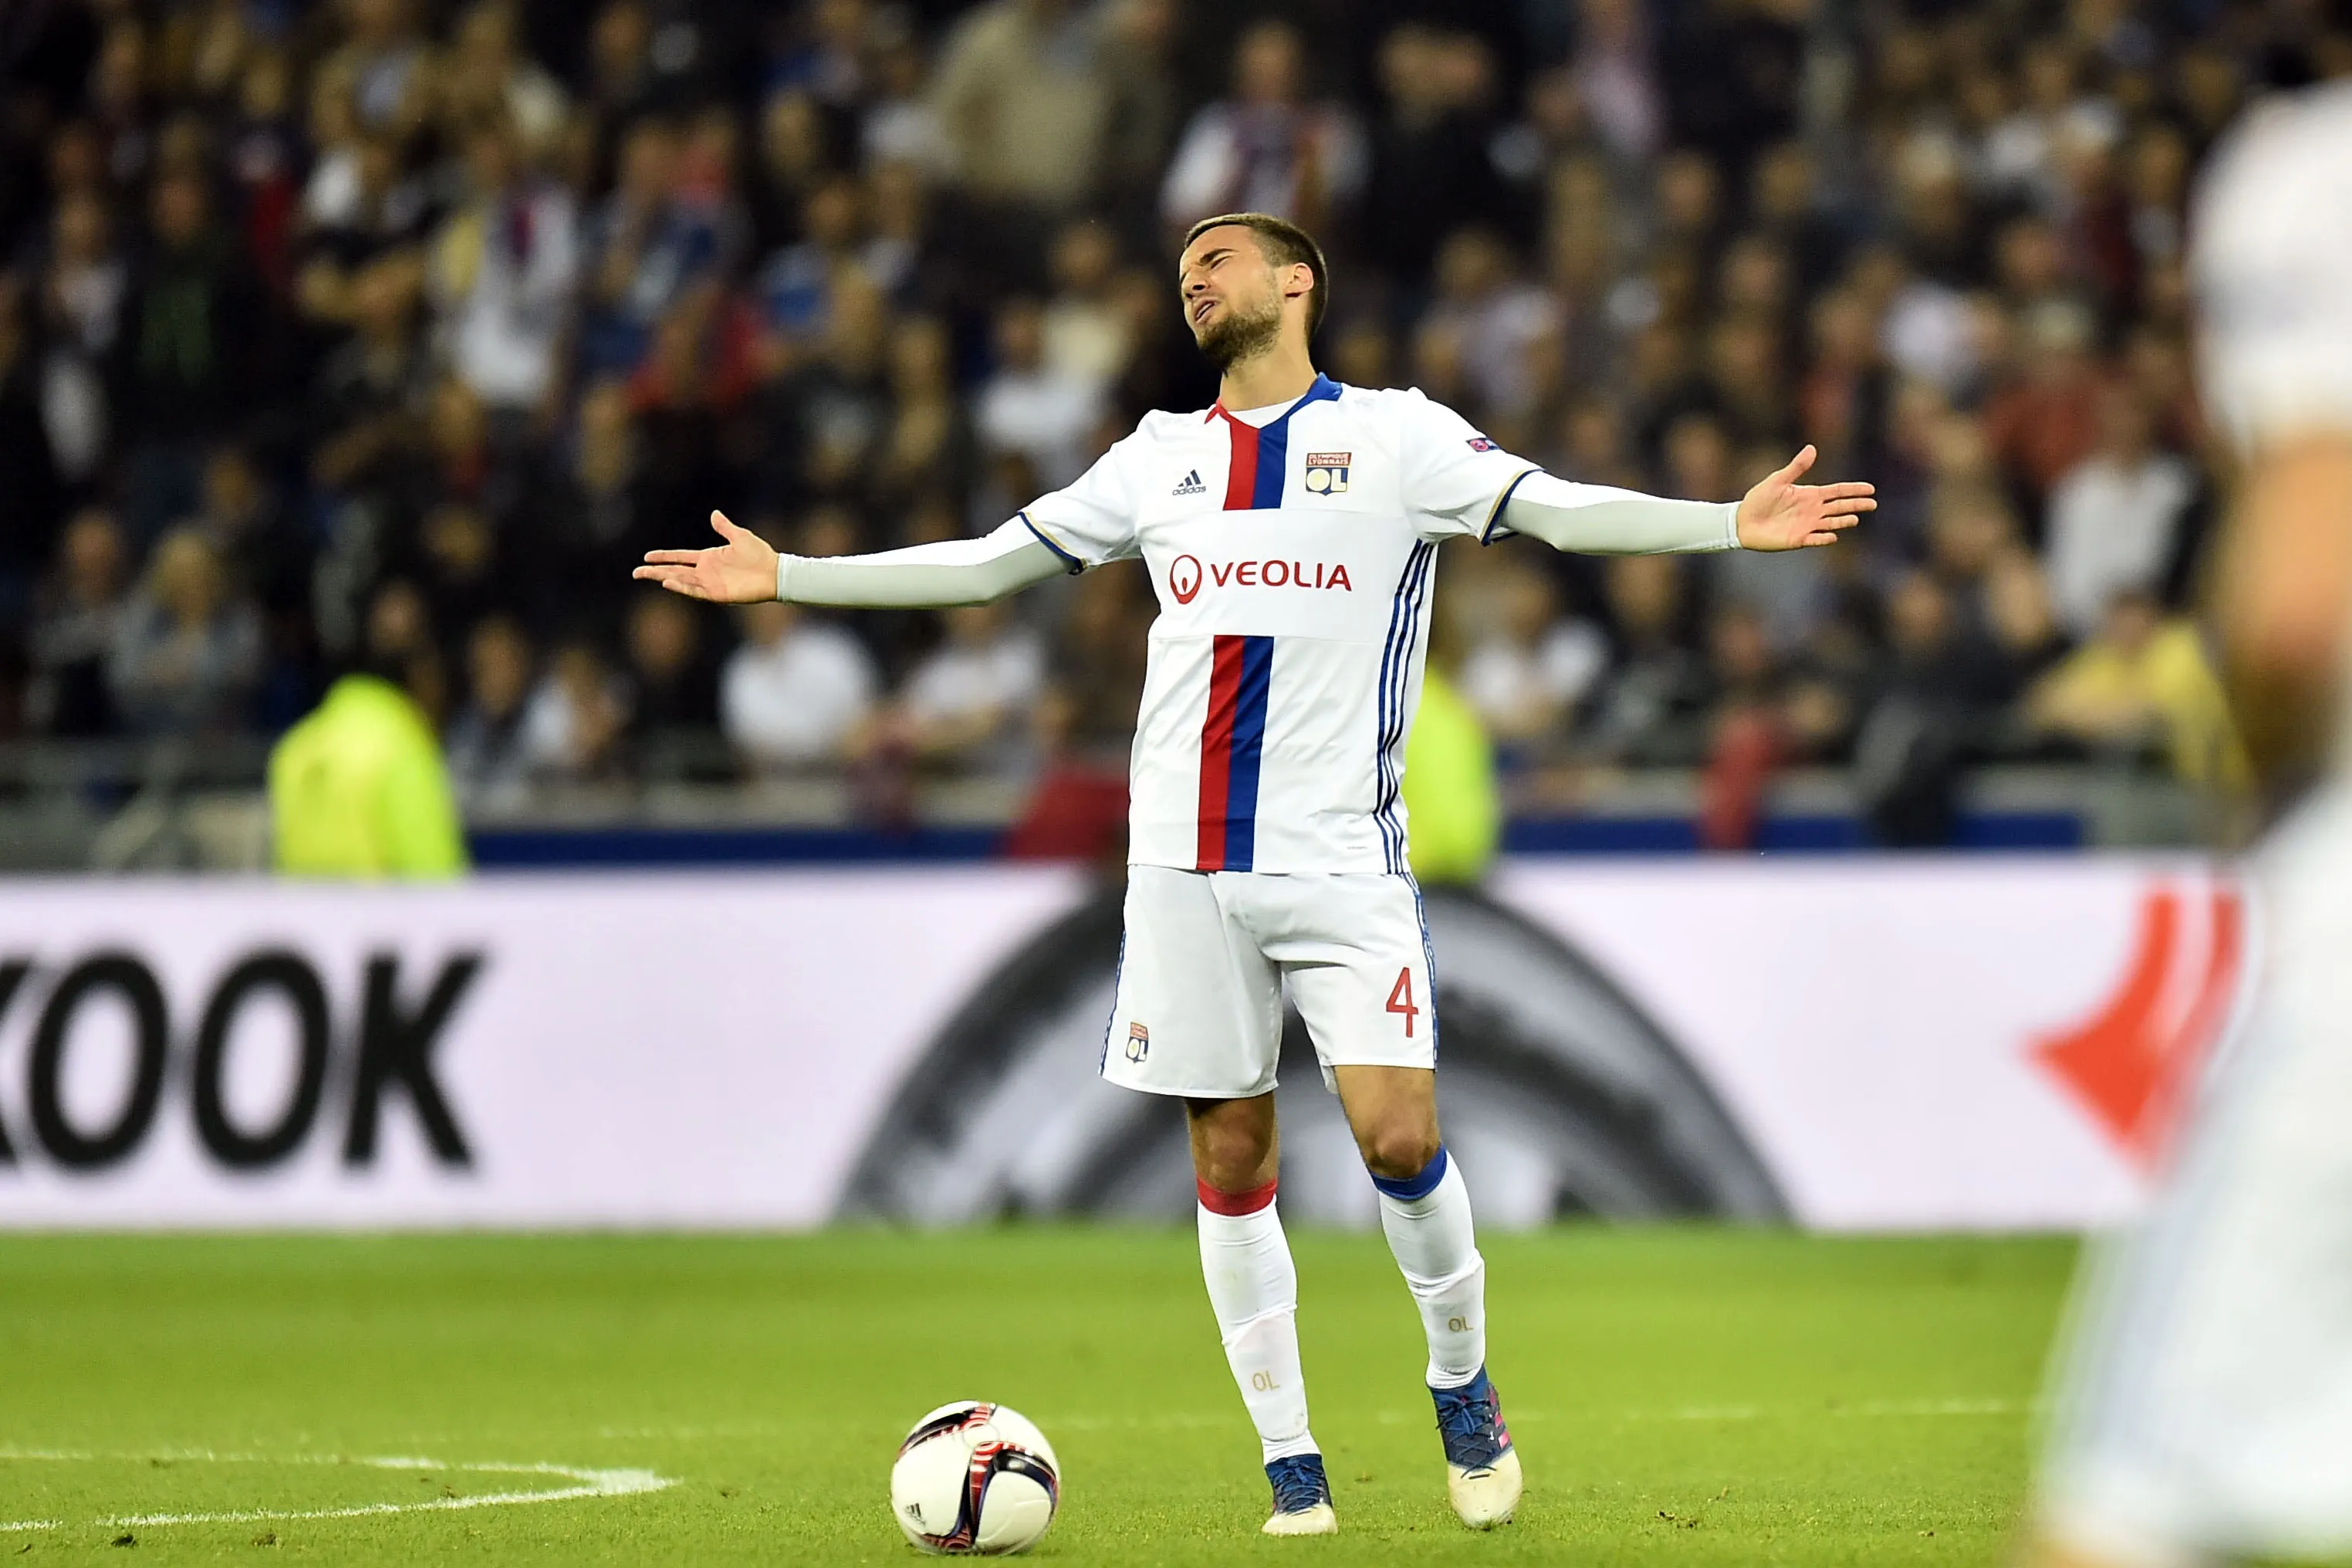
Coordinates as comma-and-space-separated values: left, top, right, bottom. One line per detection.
1356, 1122, 1441, 1183
1190, 1117, 1276, 1190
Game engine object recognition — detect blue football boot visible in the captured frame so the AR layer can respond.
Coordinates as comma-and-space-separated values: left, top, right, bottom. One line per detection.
1262, 1451, 1337, 1536
1432, 1368, 1520, 1528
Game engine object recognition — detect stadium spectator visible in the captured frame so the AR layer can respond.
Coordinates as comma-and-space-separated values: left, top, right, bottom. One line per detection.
1853, 571, 1980, 847
25, 510, 130, 738
112, 168, 274, 540
520, 640, 632, 782
330, 0, 436, 138
1092, 0, 1181, 228
748, 89, 836, 259
446, 615, 536, 806
627, 590, 722, 758
108, 528, 262, 737
530, 378, 660, 630
1565, 0, 1664, 165
34, 189, 123, 488
1585, 555, 1708, 766
891, 600, 1044, 770
765, 272, 892, 512
1457, 567, 1606, 749
931, 0, 1111, 218
357, 578, 448, 728
755, 172, 863, 359
0, 279, 62, 604
975, 296, 1102, 492
1366, 27, 1516, 282
2027, 591, 2249, 791
1982, 299, 2109, 502
720, 600, 877, 772
874, 316, 975, 519
427, 115, 578, 419
299, 123, 430, 323
1426, 228, 1560, 424
1158, 19, 1367, 238
860, 28, 948, 176
581, 116, 732, 378
1695, 601, 1783, 851
2043, 383, 2199, 640
311, 249, 433, 497
1040, 221, 1129, 390
441, 1, 570, 164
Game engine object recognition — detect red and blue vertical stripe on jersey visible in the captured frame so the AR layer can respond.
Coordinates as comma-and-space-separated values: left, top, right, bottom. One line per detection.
1196, 633, 1274, 870
1194, 375, 1340, 870
1211, 373, 1340, 512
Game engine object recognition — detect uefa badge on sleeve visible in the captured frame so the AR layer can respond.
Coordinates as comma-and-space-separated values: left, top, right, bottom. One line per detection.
1126, 1022, 1151, 1063
1303, 452, 1351, 495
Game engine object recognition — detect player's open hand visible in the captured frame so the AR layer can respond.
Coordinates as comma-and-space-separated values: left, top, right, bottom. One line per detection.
1735, 446, 1876, 552
634, 512, 779, 603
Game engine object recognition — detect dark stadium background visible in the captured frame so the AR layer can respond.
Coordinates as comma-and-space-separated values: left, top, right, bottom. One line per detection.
0, 0, 2312, 869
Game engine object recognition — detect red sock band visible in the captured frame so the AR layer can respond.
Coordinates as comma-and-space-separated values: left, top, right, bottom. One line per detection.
1196, 1176, 1279, 1216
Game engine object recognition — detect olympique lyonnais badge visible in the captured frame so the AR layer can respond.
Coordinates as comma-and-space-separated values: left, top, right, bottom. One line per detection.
1303, 452, 1352, 494
1465, 436, 1499, 452
1126, 1022, 1151, 1063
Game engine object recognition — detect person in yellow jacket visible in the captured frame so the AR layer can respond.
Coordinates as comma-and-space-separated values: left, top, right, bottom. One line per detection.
269, 669, 468, 877
2026, 590, 2253, 796
1402, 651, 1503, 884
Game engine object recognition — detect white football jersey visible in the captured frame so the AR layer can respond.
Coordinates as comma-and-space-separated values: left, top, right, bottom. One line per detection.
2193, 82, 2352, 769
2194, 82, 2352, 455
1021, 377, 1539, 874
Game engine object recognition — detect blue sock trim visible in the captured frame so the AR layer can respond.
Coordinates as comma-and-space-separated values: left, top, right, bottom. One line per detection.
1370, 1144, 1448, 1202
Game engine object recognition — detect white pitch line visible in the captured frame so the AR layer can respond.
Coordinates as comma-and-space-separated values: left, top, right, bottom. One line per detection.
1035, 1398, 2027, 1433
0, 1450, 672, 1534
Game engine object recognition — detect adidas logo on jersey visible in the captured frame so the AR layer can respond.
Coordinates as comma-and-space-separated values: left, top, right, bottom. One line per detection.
1171, 469, 1208, 496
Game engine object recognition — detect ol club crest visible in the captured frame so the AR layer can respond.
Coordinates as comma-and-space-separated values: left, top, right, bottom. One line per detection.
1303, 451, 1351, 495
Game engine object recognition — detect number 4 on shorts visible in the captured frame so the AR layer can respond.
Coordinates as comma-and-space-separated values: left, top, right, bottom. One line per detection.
1386, 966, 1418, 1038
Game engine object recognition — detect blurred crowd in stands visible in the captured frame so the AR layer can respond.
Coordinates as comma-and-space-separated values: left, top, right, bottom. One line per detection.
0, 0, 2321, 842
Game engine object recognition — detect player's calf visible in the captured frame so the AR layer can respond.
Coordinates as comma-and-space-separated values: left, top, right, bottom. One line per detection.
1195, 1165, 1331, 1535
1364, 1141, 1522, 1529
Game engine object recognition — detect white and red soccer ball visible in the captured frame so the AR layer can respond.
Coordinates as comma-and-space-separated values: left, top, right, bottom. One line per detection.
890, 1401, 1060, 1555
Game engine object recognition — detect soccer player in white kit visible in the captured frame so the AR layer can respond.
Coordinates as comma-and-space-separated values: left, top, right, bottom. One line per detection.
637, 212, 1874, 1536
2027, 85, 2352, 1568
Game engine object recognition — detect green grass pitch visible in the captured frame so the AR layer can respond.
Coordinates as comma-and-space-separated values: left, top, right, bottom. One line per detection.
0, 1228, 2076, 1564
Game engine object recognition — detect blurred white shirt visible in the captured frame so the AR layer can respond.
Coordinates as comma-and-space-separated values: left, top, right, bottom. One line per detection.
2043, 451, 2197, 639
904, 625, 1045, 733
433, 184, 580, 411
1158, 102, 1367, 231
975, 366, 1104, 490
721, 620, 877, 768
1459, 621, 1607, 740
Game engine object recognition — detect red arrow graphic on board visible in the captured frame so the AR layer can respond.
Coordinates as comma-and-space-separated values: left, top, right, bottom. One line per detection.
2028, 885, 2244, 1171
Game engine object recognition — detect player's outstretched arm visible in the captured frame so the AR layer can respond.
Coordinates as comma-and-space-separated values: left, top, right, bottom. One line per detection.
1730, 444, 1876, 552
635, 514, 1068, 608
1495, 444, 1873, 556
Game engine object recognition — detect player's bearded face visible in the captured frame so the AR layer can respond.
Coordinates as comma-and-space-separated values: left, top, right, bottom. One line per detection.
1191, 274, 1285, 370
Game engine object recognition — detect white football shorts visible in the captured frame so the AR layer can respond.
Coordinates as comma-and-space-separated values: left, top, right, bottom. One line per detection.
1100, 867, 1438, 1099
2039, 786, 2352, 1565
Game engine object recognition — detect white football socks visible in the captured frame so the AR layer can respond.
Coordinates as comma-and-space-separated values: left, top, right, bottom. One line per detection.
1374, 1147, 1487, 1389
1197, 1181, 1319, 1463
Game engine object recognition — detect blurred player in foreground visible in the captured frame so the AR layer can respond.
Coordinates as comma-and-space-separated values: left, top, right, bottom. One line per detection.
638, 211, 1871, 1536
2029, 85, 2352, 1568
